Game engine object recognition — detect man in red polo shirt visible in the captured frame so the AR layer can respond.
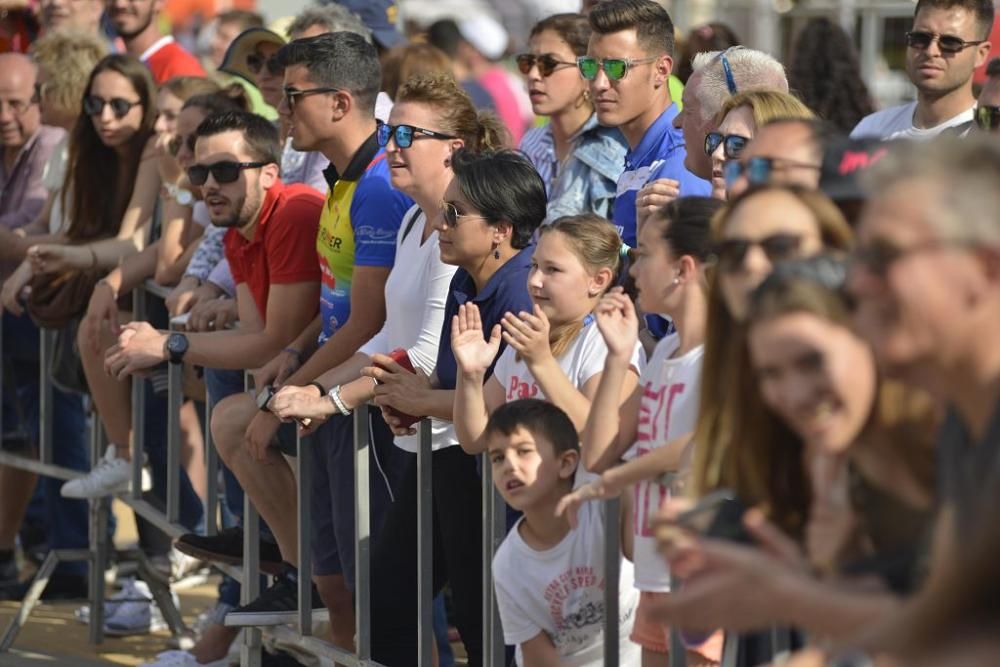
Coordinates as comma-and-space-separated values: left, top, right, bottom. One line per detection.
105, 109, 322, 378
105, 0, 205, 83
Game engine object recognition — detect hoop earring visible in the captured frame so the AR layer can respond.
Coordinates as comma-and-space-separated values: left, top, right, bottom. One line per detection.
576, 88, 592, 109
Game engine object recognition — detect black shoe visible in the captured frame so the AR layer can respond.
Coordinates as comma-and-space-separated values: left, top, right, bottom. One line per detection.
223, 564, 325, 626
0, 572, 88, 601
174, 527, 284, 575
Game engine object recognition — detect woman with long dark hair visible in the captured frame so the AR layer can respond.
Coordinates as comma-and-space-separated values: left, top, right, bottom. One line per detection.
788, 18, 875, 134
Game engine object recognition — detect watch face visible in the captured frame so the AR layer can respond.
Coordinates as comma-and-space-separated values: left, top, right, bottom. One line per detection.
167, 333, 188, 363
176, 189, 194, 206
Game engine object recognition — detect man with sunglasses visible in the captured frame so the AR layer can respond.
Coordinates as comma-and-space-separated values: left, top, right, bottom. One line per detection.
192, 32, 411, 642
583, 0, 710, 248
851, 0, 992, 140
846, 136, 1000, 654
725, 117, 828, 198
975, 57, 1000, 132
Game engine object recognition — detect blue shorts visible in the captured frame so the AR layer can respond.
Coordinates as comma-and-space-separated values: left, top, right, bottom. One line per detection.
309, 411, 409, 585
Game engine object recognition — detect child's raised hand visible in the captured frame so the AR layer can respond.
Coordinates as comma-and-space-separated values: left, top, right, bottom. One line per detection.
555, 477, 617, 529
501, 304, 552, 368
594, 287, 638, 359
452, 303, 501, 378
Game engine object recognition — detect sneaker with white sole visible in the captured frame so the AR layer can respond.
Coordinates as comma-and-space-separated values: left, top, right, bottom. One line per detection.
74, 577, 143, 625
103, 579, 179, 637
61, 445, 152, 499
139, 650, 229, 667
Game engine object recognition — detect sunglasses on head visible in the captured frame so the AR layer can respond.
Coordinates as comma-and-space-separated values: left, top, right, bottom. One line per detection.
515, 53, 576, 77
376, 122, 456, 149
576, 55, 658, 81
714, 234, 803, 273
187, 160, 269, 186
904, 30, 985, 54
83, 95, 140, 119
976, 105, 1000, 131
246, 53, 283, 76
704, 132, 749, 159
713, 46, 744, 95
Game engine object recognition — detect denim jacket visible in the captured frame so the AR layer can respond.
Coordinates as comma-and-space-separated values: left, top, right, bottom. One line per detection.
522, 115, 628, 223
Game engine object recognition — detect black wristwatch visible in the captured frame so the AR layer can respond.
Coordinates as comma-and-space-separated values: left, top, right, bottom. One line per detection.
166, 333, 189, 364
256, 385, 276, 412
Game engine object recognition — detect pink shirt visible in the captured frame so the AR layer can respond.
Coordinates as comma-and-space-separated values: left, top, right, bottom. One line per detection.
478, 67, 527, 145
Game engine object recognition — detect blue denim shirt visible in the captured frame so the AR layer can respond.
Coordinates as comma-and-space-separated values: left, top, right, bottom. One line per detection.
521, 115, 628, 224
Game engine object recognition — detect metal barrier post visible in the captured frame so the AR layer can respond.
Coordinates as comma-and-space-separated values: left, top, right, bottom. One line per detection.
668, 577, 686, 667
131, 287, 147, 500
38, 328, 55, 464
166, 319, 183, 524
87, 417, 109, 645
416, 418, 433, 666
204, 390, 218, 536
296, 429, 313, 636
352, 406, 370, 657
242, 372, 262, 667
481, 454, 505, 667
603, 497, 621, 667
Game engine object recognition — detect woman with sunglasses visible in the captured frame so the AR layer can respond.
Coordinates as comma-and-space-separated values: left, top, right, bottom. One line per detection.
351, 149, 544, 665
651, 257, 936, 650
67, 87, 251, 508
18, 55, 160, 281
705, 90, 814, 199
518, 13, 628, 221
266, 75, 507, 658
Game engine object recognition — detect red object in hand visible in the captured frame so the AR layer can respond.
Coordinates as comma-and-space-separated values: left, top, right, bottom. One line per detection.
375, 348, 420, 428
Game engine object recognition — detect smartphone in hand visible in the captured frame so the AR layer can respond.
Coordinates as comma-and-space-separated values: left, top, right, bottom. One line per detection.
373, 348, 420, 428
676, 489, 752, 544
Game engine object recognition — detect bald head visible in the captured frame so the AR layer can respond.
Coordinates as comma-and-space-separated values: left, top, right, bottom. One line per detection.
727, 119, 824, 197
0, 54, 41, 151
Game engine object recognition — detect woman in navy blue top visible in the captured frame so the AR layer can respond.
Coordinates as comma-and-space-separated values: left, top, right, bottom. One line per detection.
364, 149, 545, 665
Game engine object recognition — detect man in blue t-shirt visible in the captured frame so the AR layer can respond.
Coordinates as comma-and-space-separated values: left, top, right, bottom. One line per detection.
582, 0, 711, 248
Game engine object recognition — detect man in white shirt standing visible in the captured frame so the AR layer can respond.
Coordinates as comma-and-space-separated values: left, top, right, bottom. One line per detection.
851, 0, 993, 140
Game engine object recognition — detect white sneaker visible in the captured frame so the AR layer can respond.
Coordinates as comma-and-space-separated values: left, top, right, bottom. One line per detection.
139, 650, 229, 667
60, 446, 152, 499
104, 580, 179, 637
74, 577, 143, 625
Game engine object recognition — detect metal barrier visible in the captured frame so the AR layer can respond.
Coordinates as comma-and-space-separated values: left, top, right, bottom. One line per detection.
0, 282, 633, 666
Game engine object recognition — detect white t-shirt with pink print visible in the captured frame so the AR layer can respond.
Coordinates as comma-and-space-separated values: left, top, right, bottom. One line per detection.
623, 333, 704, 591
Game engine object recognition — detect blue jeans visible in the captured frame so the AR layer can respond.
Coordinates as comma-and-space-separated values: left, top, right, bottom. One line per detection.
2, 312, 88, 576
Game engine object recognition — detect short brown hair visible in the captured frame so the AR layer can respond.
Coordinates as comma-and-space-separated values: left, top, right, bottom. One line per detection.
915, 0, 995, 38
381, 43, 452, 100
588, 0, 675, 57
395, 74, 509, 152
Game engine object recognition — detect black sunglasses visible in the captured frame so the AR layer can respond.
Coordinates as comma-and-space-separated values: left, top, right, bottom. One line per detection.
850, 238, 964, 277
283, 86, 340, 111
704, 132, 749, 159
168, 132, 196, 157
83, 95, 141, 119
515, 53, 576, 77
376, 122, 456, 149
714, 234, 803, 272
976, 105, 1000, 131
905, 30, 985, 54
187, 160, 269, 186
246, 53, 283, 76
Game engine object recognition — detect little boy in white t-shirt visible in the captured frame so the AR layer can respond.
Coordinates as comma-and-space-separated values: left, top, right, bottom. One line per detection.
486, 399, 641, 666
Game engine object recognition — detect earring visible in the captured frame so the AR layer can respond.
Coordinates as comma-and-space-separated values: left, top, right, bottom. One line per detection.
492, 242, 500, 260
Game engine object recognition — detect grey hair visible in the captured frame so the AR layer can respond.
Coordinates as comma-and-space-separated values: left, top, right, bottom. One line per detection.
286, 5, 372, 42
863, 137, 1000, 246
690, 48, 788, 121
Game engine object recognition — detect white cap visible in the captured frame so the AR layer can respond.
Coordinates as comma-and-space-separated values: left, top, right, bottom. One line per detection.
458, 14, 509, 60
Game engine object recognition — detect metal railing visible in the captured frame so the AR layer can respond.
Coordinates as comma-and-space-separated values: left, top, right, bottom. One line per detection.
0, 281, 685, 666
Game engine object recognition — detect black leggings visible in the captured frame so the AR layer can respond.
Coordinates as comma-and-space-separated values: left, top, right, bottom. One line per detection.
370, 445, 483, 666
